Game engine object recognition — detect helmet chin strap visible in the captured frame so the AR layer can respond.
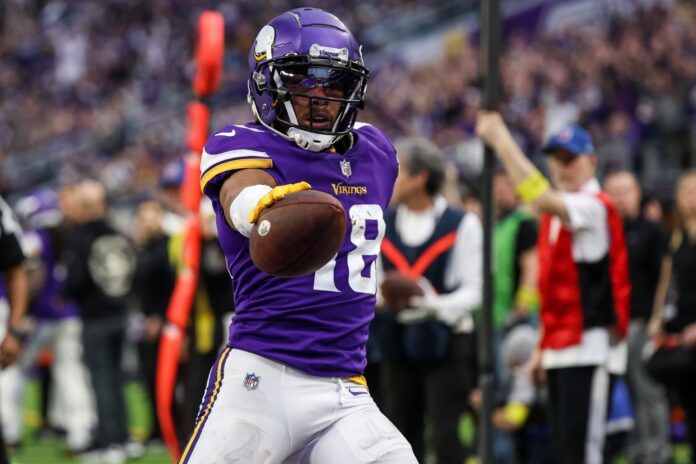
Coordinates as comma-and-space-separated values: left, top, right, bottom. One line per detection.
281, 99, 337, 152
287, 127, 338, 152
248, 92, 341, 152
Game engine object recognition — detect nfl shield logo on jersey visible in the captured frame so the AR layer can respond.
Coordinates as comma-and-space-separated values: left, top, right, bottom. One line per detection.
243, 373, 260, 391
340, 159, 352, 178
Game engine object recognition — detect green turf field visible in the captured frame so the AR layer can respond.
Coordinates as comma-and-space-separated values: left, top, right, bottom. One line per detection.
10, 380, 171, 464
11, 380, 693, 464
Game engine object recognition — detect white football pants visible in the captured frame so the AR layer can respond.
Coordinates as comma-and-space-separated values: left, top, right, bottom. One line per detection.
0, 317, 95, 450
180, 348, 417, 464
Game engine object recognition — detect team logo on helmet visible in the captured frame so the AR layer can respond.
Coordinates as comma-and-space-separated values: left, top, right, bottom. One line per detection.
309, 44, 349, 64
243, 373, 260, 391
254, 25, 275, 62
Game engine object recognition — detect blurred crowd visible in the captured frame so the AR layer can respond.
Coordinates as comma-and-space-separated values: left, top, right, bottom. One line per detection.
2, 1, 696, 204
0, 0, 450, 193
2, 0, 696, 463
0, 0, 696, 203
366, 1, 696, 199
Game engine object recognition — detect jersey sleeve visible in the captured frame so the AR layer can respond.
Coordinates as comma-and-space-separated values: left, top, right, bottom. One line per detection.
200, 125, 274, 198
561, 191, 606, 233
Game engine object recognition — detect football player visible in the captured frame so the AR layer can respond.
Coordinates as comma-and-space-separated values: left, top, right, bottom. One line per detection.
180, 8, 417, 464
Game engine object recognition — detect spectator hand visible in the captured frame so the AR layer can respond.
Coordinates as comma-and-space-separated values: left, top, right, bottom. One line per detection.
681, 323, 696, 349
0, 333, 22, 368
143, 315, 163, 342
469, 388, 482, 411
526, 347, 545, 385
396, 306, 436, 324
396, 277, 439, 324
647, 316, 662, 337
380, 270, 423, 311
475, 111, 512, 150
511, 306, 530, 323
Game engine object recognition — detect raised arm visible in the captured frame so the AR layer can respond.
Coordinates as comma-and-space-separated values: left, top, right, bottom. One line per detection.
476, 111, 570, 222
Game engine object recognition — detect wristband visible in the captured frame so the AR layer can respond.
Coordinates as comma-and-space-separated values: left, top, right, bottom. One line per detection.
503, 402, 530, 428
230, 185, 273, 238
514, 285, 539, 310
516, 171, 550, 203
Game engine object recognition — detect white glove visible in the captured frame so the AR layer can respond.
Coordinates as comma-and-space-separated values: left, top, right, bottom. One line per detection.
397, 306, 437, 324
397, 277, 440, 324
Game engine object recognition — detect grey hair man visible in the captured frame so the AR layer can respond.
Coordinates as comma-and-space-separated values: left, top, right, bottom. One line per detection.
377, 136, 482, 463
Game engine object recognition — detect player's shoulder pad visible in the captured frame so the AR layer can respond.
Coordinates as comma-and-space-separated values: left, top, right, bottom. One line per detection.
353, 122, 397, 163
200, 123, 275, 194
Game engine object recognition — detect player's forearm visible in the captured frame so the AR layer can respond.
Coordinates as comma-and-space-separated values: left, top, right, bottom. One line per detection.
220, 169, 276, 230
4, 265, 28, 328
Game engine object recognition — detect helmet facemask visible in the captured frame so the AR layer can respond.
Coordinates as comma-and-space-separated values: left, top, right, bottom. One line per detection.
251, 53, 369, 151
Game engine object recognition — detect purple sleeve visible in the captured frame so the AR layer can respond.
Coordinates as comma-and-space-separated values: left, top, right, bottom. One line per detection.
200, 126, 274, 199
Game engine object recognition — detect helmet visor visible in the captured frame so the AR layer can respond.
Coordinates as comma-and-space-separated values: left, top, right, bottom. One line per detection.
278, 65, 362, 100
266, 59, 368, 135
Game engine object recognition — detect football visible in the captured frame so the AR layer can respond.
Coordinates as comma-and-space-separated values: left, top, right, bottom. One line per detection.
249, 190, 347, 278
380, 270, 423, 311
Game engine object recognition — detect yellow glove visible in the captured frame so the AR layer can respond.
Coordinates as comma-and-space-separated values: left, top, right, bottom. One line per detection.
248, 181, 311, 223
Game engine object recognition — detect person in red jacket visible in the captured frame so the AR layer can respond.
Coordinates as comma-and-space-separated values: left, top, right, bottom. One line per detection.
477, 112, 630, 464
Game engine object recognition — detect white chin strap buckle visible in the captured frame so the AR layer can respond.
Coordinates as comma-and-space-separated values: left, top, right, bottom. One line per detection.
287, 127, 337, 152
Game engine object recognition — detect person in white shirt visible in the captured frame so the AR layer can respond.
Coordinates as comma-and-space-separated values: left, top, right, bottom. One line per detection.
375, 137, 482, 463
477, 113, 631, 464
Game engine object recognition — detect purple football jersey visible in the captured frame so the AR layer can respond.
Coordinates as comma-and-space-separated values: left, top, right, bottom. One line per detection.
28, 229, 79, 320
201, 122, 398, 377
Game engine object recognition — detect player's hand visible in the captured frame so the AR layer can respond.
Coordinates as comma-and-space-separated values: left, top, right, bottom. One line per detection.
0, 333, 22, 368
476, 110, 512, 150
248, 181, 312, 223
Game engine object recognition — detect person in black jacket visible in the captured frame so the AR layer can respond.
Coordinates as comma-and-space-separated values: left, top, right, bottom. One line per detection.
651, 171, 696, 458
62, 180, 136, 462
604, 170, 671, 463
